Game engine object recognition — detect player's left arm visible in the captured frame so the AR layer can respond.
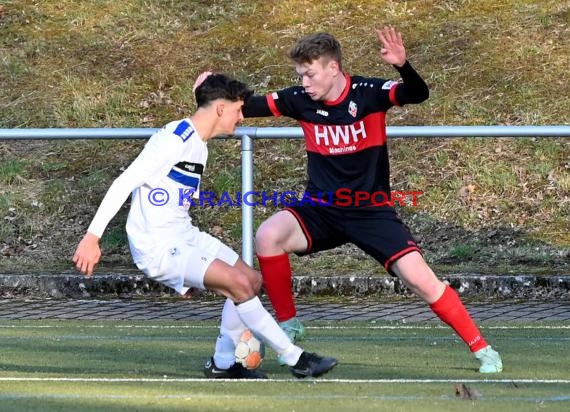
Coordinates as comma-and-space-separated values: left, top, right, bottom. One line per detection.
376, 26, 429, 105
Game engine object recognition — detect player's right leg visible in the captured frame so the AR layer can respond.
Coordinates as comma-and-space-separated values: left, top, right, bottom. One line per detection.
204, 258, 269, 376
155, 233, 267, 379
204, 259, 338, 378
203, 298, 268, 379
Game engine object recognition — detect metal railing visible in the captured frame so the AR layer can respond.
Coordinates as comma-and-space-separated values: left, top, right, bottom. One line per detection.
1, 125, 569, 264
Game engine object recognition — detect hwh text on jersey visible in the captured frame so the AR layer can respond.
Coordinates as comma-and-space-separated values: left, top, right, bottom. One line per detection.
314, 120, 367, 147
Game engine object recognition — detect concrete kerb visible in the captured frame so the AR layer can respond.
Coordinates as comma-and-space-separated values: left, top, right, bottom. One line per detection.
0, 273, 569, 300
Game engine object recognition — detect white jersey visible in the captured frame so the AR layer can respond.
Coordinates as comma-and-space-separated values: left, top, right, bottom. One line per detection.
87, 118, 207, 273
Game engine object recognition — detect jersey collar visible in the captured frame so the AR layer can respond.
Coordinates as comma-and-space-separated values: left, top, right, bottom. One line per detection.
324, 72, 351, 106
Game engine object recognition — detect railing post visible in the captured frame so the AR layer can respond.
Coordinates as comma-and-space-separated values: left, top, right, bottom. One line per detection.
240, 133, 254, 266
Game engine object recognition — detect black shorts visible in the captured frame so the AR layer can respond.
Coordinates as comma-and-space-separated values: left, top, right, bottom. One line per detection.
285, 205, 421, 275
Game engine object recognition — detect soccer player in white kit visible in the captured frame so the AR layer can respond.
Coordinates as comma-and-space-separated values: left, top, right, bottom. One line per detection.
72, 74, 337, 379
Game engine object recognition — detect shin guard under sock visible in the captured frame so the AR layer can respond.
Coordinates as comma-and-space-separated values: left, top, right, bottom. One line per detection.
257, 253, 296, 322
430, 285, 488, 352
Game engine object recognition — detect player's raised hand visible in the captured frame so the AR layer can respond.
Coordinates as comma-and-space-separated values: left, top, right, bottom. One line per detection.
375, 26, 406, 67
72, 232, 101, 277
193, 71, 214, 92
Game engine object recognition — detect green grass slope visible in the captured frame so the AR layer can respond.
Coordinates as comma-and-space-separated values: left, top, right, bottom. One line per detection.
0, 0, 568, 275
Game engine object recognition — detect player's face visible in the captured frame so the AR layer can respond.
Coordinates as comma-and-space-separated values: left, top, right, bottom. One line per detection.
295, 57, 339, 101
217, 100, 245, 135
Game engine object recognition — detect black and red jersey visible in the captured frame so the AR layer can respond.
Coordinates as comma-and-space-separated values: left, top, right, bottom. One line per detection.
243, 61, 428, 207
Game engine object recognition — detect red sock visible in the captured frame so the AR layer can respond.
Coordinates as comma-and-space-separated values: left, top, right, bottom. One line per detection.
430, 285, 488, 352
257, 253, 296, 322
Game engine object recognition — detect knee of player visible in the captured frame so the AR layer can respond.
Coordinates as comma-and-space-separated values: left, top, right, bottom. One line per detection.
255, 222, 282, 249
235, 261, 263, 294
231, 271, 257, 302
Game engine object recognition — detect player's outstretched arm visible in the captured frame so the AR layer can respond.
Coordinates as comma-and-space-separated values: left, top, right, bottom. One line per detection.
375, 26, 406, 67
376, 26, 429, 105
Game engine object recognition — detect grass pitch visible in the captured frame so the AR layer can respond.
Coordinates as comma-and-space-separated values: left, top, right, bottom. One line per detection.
0, 320, 568, 411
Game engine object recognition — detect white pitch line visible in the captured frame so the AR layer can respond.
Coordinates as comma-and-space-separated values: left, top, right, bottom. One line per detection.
0, 377, 569, 384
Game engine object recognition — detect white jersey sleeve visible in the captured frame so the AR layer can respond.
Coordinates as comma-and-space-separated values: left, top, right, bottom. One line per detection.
87, 124, 188, 238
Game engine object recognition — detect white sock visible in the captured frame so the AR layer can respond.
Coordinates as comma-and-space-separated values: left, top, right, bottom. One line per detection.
213, 298, 247, 369
235, 296, 303, 365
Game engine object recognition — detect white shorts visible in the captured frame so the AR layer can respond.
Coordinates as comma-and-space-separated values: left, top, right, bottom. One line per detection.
134, 228, 239, 295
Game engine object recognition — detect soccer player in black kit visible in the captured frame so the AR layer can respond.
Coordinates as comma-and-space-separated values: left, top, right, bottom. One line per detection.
196, 27, 502, 373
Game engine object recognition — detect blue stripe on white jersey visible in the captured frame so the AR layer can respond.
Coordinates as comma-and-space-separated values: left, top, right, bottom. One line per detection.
167, 169, 200, 188
173, 120, 195, 142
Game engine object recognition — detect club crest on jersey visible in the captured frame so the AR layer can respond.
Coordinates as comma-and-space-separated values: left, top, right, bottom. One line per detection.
382, 80, 399, 90
348, 101, 358, 118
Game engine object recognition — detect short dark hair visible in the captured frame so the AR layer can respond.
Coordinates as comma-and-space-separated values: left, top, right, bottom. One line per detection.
195, 74, 252, 108
289, 32, 342, 69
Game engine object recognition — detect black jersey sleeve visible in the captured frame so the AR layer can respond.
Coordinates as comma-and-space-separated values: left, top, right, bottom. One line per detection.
242, 87, 305, 119
242, 86, 305, 119
393, 61, 429, 105
353, 75, 398, 112
242, 95, 274, 118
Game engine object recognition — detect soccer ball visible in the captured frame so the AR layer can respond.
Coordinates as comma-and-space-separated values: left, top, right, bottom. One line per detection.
234, 329, 264, 369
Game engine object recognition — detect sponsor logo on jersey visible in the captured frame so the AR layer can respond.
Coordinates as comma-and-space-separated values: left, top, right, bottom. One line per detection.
348, 100, 358, 117
302, 112, 387, 156
175, 161, 204, 174
314, 120, 367, 148
316, 109, 329, 117
271, 92, 279, 100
